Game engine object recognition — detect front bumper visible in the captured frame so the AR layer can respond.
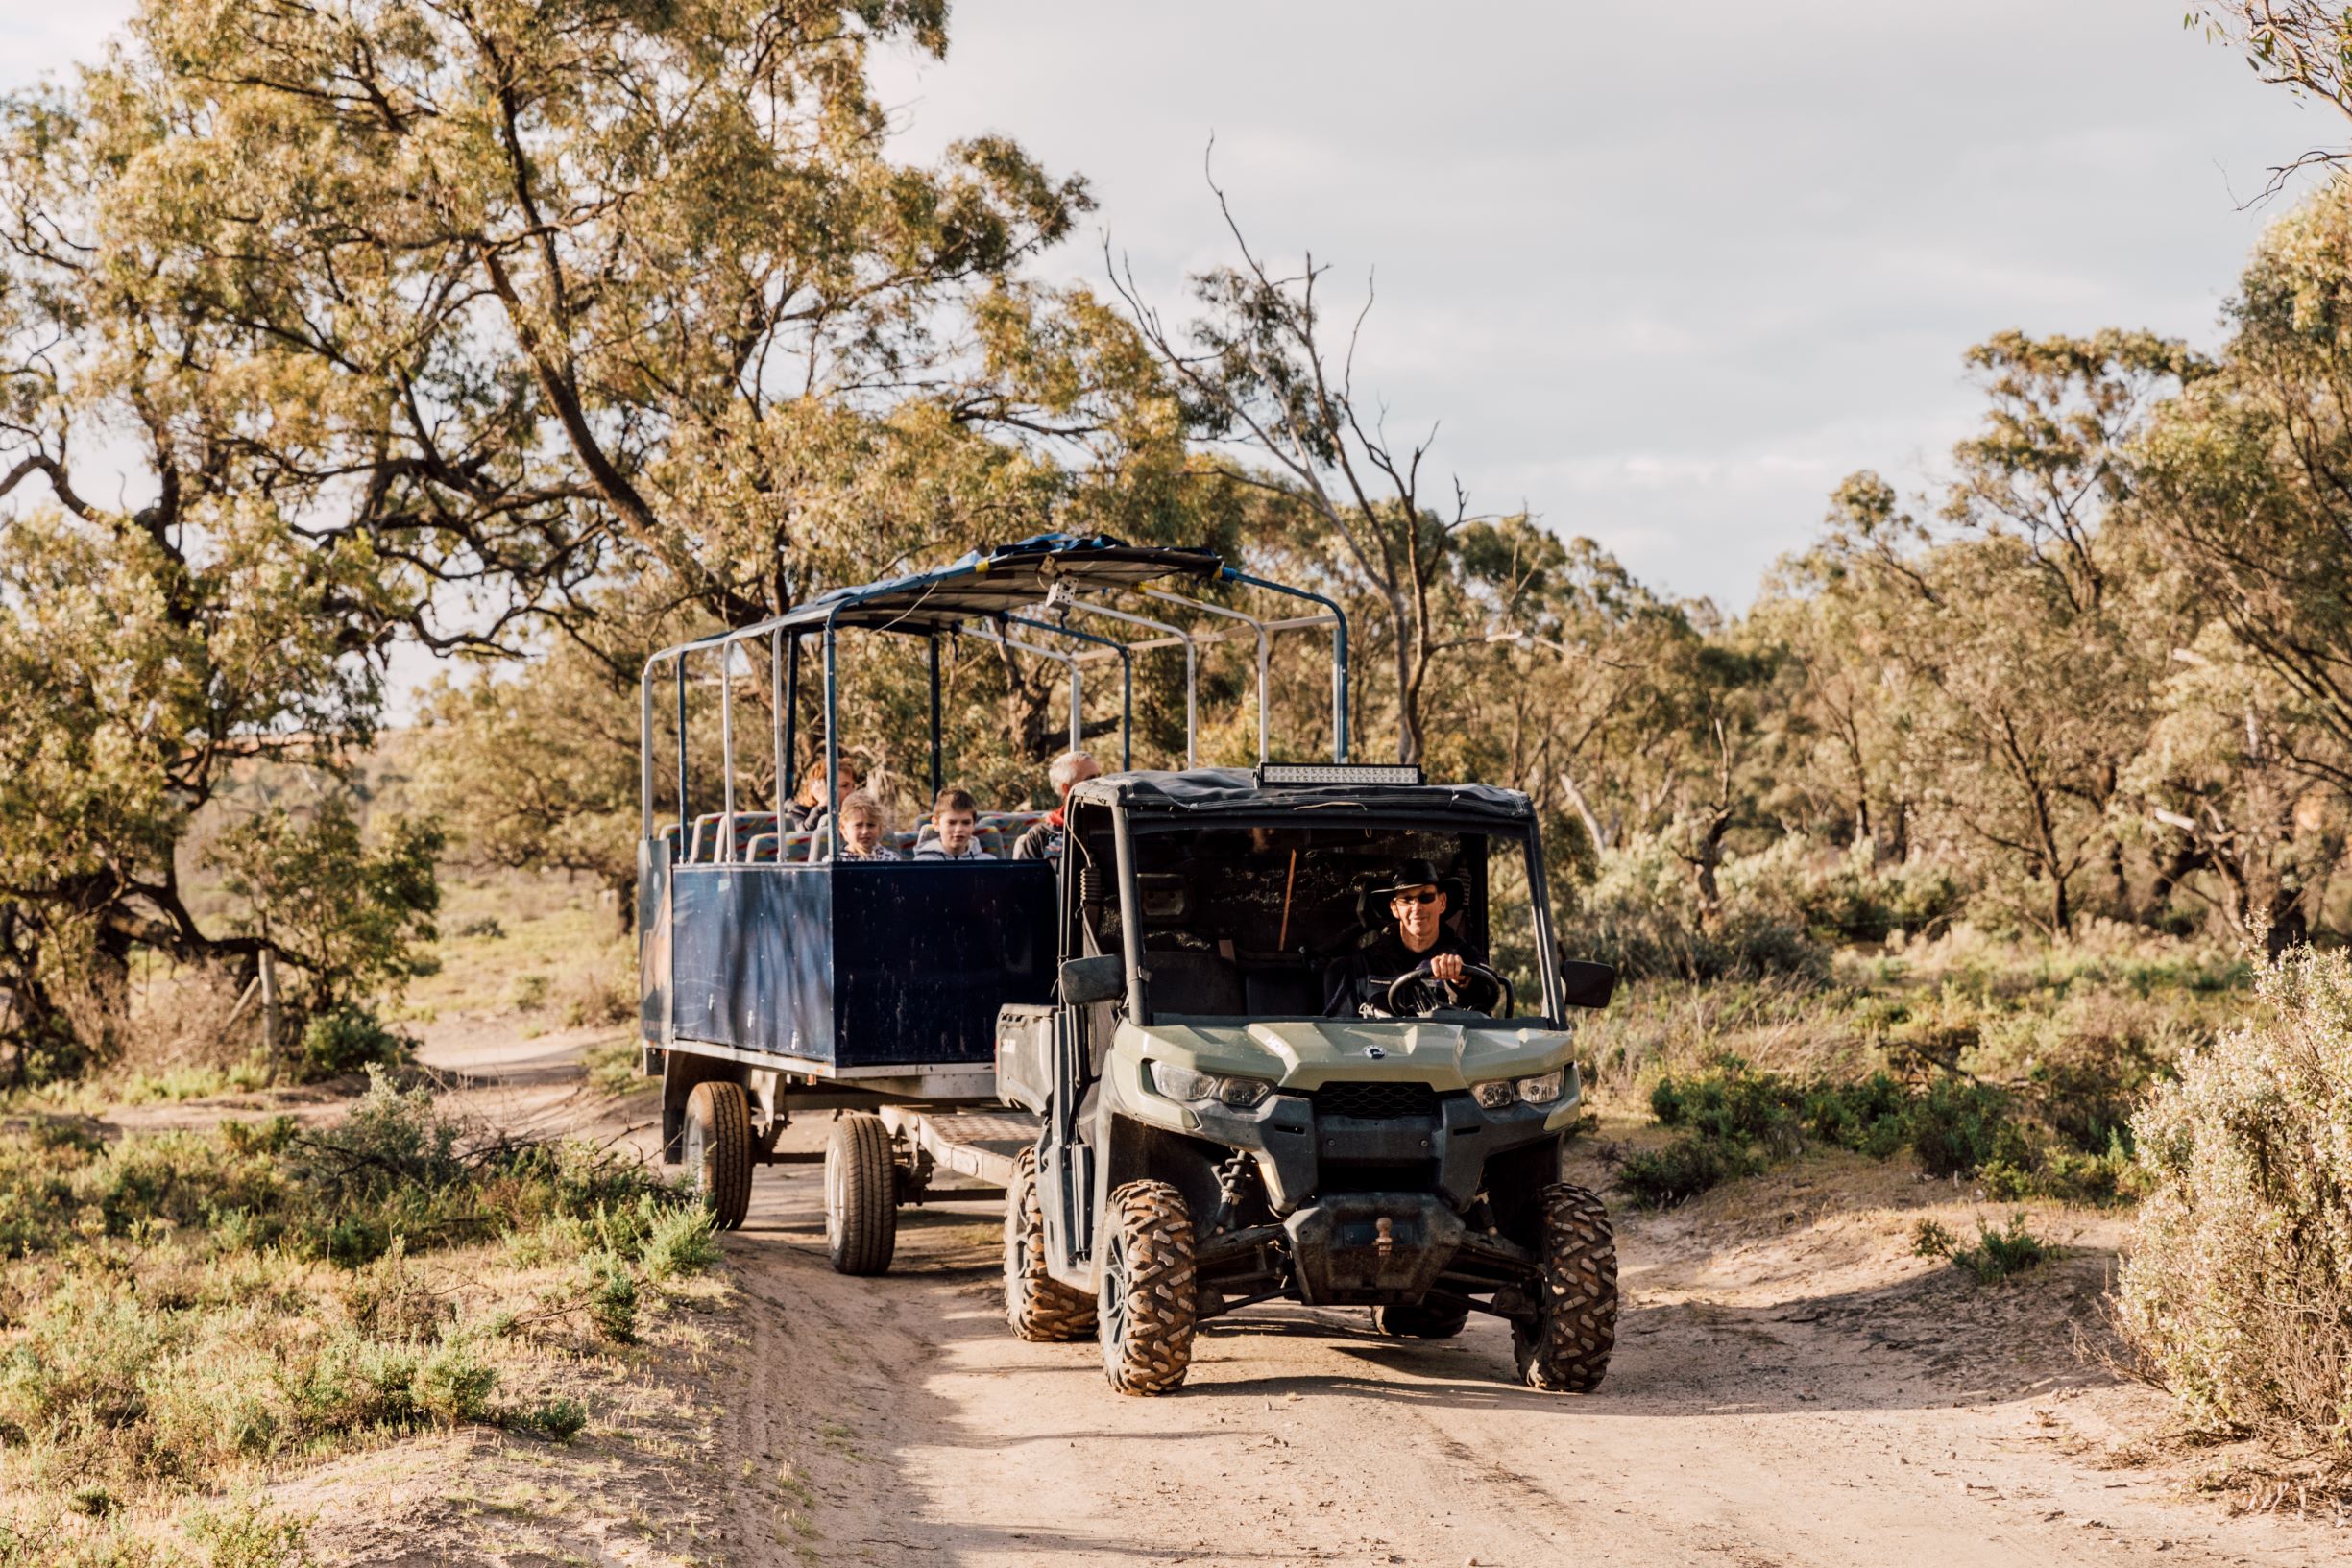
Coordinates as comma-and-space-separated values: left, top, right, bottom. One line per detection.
1180, 1077, 1573, 1214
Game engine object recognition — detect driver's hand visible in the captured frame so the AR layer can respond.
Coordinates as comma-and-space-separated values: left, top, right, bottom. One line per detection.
1429, 953, 1467, 984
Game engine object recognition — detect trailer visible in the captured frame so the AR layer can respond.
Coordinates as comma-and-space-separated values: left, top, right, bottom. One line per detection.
636, 533, 1349, 1270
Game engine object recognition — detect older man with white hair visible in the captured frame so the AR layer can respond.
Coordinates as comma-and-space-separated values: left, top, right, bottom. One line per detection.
1011, 750, 1103, 863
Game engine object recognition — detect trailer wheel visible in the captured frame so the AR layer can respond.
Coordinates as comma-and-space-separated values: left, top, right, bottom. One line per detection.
1513, 1182, 1617, 1392
683, 1081, 753, 1232
824, 1112, 898, 1276
1372, 1300, 1469, 1339
1098, 1180, 1196, 1395
1005, 1147, 1096, 1341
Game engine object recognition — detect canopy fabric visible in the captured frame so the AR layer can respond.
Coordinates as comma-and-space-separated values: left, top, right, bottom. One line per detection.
1071, 767, 1535, 825
771, 533, 1224, 636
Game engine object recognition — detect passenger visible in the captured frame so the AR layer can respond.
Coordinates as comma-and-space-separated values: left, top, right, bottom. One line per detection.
913, 787, 997, 861
827, 791, 900, 861
1323, 857, 1487, 1017
1011, 750, 1102, 862
788, 759, 860, 832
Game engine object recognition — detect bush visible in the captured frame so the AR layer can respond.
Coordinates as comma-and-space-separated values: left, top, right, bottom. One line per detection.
1616, 1134, 1760, 1208
411, 1335, 497, 1424
517, 1396, 587, 1442
640, 1203, 721, 1282
1913, 1213, 2050, 1283
1908, 1077, 2022, 1178
587, 1254, 639, 1344
296, 1005, 409, 1081
2118, 945, 2352, 1452
1560, 836, 1829, 983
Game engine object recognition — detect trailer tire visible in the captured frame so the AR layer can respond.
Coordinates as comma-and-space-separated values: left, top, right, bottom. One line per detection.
1372, 1300, 1469, 1339
1005, 1147, 1096, 1341
824, 1113, 898, 1276
683, 1080, 753, 1232
1098, 1180, 1196, 1395
1513, 1182, 1617, 1392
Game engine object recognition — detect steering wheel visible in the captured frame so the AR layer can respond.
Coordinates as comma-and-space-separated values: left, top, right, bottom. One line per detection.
1385, 960, 1513, 1019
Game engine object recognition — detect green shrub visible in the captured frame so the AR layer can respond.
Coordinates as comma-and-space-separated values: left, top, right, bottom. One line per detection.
1616, 1134, 1759, 1208
1648, 1059, 1806, 1155
517, 1396, 587, 1442
1803, 1072, 1913, 1157
411, 1336, 496, 1424
2118, 945, 2352, 1452
1914, 1213, 2049, 1283
296, 1006, 410, 1081
587, 1254, 638, 1344
641, 1203, 721, 1282
1908, 1078, 2021, 1178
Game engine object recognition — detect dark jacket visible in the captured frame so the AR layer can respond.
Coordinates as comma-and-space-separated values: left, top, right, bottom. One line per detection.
1011, 815, 1063, 863
1322, 927, 1481, 1017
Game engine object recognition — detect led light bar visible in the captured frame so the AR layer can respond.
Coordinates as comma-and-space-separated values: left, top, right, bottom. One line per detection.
1255, 761, 1424, 787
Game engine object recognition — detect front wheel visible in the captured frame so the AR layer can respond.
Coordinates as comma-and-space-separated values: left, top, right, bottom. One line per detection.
1513, 1182, 1617, 1391
683, 1080, 753, 1232
824, 1112, 898, 1275
1005, 1147, 1096, 1341
1098, 1180, 1196, 1395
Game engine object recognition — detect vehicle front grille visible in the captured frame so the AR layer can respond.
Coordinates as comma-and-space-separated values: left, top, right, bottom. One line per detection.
1312, 1080, 1441, 1120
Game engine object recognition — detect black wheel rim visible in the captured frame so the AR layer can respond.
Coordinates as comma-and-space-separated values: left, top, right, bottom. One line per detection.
1100, 1234, 1128, 1363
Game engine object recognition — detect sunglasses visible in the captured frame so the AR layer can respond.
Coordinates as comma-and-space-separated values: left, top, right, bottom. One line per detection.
1392, 888, 1441, 906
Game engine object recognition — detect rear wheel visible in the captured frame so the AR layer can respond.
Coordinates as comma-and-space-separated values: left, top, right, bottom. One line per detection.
1005, 1147, 1096, 1341
1098, 1180, 1196, 1395
824, 1113, 898, 1275
1513, 1182, 1617, 1391
683, 1080, 753, 1232
1372, 1300, 1469, 1339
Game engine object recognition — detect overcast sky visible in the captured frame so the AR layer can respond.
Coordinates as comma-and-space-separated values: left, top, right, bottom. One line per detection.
4, 2, 2326, 610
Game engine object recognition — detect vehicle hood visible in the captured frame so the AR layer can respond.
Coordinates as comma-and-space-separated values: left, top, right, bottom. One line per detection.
1117, 1017, 1576, 1091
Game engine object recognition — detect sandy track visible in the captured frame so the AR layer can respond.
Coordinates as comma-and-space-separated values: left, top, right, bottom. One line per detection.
692, 1128, 2340, 1568
400, 1028, 2341, 1567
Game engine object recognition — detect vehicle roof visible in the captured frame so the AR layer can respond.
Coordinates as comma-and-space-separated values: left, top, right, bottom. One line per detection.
770, 532, 1222, 635
1071, 767, 1536, 824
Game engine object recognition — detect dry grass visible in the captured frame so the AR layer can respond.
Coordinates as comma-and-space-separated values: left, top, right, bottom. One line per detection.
0, 1076, 725, 1563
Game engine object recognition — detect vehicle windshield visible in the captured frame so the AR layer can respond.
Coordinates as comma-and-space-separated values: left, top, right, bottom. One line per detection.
1108, 821, 1552, 1024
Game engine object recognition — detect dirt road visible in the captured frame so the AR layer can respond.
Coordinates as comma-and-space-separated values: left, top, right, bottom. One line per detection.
409, 1030, 2343, 1568
691, 1129, 2336, 1568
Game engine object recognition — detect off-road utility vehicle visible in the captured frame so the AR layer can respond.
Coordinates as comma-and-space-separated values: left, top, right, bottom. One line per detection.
995, 764, 1619, 1394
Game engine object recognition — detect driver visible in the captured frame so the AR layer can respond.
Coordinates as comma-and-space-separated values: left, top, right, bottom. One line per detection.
1323, 858, 1487, 1017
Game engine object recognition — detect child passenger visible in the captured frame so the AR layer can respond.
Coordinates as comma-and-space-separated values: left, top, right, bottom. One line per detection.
830, 791, 899, 861
913, 787, 996, 861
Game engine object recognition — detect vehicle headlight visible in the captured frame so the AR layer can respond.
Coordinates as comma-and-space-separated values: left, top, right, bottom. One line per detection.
1472, 1068, 1567, 1109
1514, 1068, 1566, 1106
1149, 1061, 1273, 1110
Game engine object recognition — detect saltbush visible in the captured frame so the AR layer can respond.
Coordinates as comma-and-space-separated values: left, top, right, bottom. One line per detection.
296, 1005, 410, 1081
2118, 945, 2352, 1451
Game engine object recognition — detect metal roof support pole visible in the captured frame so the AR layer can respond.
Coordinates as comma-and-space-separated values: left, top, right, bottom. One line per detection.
1006, 615, 1133, 771
927, 634, 944, 796
717, 640, 739, 861
959, 623, 1082, 756
770, 631, 787, 817
1068, 602, 1197, 767
1142, 589, 1273, 763
638, 655, 660, 838
674, 659, 690, 839
822, 607, 842, 841
1225, 569, 1350, 763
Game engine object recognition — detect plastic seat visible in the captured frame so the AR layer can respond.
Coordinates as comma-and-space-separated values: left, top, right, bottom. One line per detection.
744, 833, 779, 863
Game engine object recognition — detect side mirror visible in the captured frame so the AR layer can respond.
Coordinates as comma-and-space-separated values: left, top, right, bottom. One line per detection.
1058, 953, 1127, 1007
1559, 956, 1618, 1011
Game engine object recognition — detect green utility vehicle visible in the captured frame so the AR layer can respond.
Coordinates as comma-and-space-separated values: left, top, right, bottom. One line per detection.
994, 762, 1620, 1394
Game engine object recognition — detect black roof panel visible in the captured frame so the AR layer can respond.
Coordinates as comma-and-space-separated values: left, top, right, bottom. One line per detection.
775, 533, 1222, 635
1072, 767, 1534, 824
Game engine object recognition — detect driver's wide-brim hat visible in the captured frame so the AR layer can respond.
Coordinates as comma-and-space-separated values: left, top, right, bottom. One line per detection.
1370, 857, 1446, 897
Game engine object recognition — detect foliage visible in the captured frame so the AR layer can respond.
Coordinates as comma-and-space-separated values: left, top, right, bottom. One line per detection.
2119, 944, 2352, 1452
295, 1006, 410, 1082
1913, 1213, 2051, 1284
0, 1078, 721, 1514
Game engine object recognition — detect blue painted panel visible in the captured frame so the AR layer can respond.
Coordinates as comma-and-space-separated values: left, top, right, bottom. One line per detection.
834, 863, 1055, 1066
662, 861, 1055, 1073
670, 866, 835, 1057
